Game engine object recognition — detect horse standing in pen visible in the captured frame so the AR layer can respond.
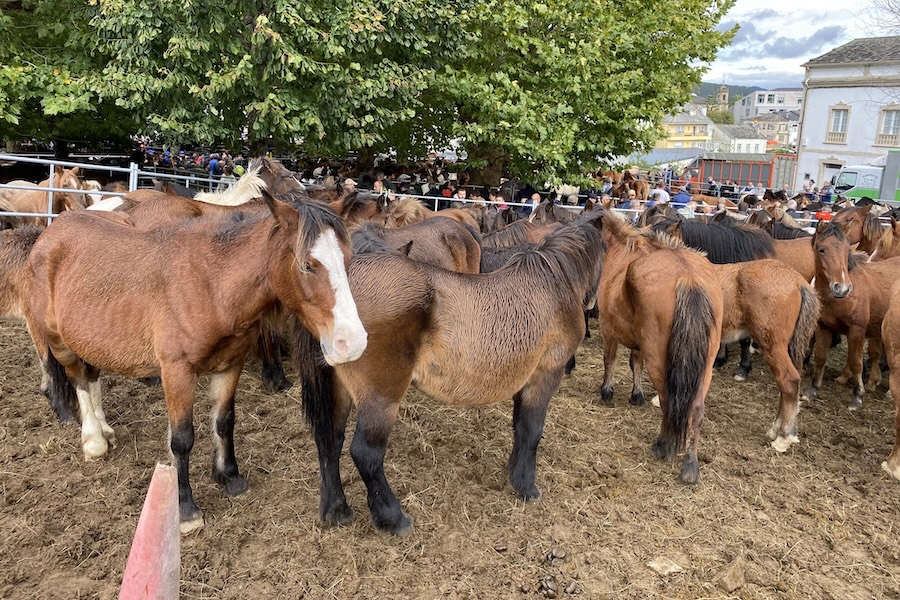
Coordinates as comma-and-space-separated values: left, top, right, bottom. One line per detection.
297, 211, 606, 535
25, 184, 367, 533
597, 212, 723, 483
0, 166, 86, 228
805, 220, 900, 409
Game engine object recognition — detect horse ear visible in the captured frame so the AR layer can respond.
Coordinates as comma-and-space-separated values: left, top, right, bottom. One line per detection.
69, 167, 80, 176
400, 240, 414, 256
260, 189, 282, 221
837, 219, 853, 236
816, 219, 829, 233
667, 220, 682, 236
892, 216, 900, 233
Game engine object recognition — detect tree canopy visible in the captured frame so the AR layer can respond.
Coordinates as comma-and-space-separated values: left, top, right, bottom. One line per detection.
0, 0, 736, 182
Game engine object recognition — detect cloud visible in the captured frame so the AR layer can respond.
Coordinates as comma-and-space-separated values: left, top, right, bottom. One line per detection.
723, 69, 804, 89
743, 8, 779, 19
753, 25, 846, 59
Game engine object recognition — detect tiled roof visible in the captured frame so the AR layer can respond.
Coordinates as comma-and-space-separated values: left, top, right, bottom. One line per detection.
749, 111, 800, 122
804, 36, 900, 65
663, 111, 713, 125
715, 124, 766, 139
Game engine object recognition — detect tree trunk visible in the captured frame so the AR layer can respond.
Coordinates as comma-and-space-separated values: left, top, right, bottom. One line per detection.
465, 143, 509, 186
52, 138, 70, 160
356, 146, 375, 173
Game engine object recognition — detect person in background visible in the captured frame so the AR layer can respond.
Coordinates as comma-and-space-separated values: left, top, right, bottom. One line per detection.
820, 181, 834, 203
652, 181, 670, 205
671, 186, 691, 207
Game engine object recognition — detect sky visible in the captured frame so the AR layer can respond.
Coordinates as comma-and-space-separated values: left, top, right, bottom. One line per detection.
705, 0, 883, 90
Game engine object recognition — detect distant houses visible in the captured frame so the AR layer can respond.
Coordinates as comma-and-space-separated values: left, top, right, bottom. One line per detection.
732, 88, 803, 123
794, 35, 900, 191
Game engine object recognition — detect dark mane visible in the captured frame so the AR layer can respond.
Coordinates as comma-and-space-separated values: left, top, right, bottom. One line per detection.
655, 218, 775, 263
480, 244, 536, 273
503, 211, 604, 299
350, 221, 394, 254
292, 198, 349, 256
765, 221, 811, 239
482, 220, 539, 248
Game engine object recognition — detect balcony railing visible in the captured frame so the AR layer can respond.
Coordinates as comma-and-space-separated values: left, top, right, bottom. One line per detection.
825, 131, 846, 143
876, 133, 900, 147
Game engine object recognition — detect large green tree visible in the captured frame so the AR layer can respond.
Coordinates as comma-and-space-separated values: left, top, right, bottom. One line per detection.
1, 0, 735, 181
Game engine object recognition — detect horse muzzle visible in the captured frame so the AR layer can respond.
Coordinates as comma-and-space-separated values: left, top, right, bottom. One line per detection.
321, 323, 368, 365
829, 283, 852, 299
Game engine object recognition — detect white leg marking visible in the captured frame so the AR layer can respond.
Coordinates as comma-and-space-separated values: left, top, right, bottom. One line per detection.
882, 460, 900, 481
310, 229, 368, 364
78, 386, 108, 460
89, 380, 116, 446
651, 394, 660, 408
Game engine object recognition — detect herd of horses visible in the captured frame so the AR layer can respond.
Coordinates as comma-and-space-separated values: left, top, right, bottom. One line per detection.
3, 160, 900, 538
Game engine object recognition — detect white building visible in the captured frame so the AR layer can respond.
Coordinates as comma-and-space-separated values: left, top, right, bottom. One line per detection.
710, 124, 767, 154
732, 88, 804, 123
795, 36, 900, 191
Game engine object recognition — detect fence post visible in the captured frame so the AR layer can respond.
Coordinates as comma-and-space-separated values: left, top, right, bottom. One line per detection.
129, 162, 139, 191
46, 162, 56, 226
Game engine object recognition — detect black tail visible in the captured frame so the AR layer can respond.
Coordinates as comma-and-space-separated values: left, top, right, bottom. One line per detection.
296, 325, 335, 450
789, 285, 820, 369
43, 350, 77, 423
666, 282, 715, 453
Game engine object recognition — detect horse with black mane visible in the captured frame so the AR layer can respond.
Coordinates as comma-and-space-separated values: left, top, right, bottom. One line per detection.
26, 184, 368, 532
297, 211, 605, 535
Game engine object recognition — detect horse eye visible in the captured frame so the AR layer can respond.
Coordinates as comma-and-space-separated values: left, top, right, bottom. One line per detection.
818, 248, 826, 254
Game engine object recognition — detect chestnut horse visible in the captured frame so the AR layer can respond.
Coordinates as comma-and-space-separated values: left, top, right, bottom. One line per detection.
880, 280, 900, 480
805, 221, 900, 409
597, 213, 723, 483
0, 166, 85, 227
25, 190, 368, 532
830, 203, 885, 255
297, 212, 605, 535
869, 217, 900, 262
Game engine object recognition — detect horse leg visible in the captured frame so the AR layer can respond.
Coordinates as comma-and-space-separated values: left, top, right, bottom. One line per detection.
629, 350, 645, 406
509, 366, 564, 501
317, 383, 354, 527
38, 349, 77, 424
48, 347, 108, 460
761, 343, 801, 452
258, 319, 292, 392
713, 342, 728, 369
564, 354, 576, 375
161, 363, 203, 533
866, 338, 883, 391
350, 396, 410, 535
846, 329, 866, 410
599, 336, 618, 404
85, 363, 116, 447
882, 366, 900, 480
209, 366, 249, 497
804, 326, 832, 401
734, 337, 753, 382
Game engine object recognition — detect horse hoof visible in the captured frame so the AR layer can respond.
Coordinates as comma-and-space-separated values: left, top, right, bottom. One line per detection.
377, 512, 413, 536
713, 358, 726, 369
223, 475, 249, 497
179, 511, 205, 535
770, 435, 797, 453
651, 438, 672, 461
82, 436, 109, 461
139, 377, 162, 387
263, 378, 293, 393
629, 391, 645, 406
650, 394, 660, 408
882, 460, 900, 481
323, 504, 355, 528
678, 458, 700, 484
802, 388, 817, 402
848, 398, 863, 411
599, 386, 614, 405
733, 373, 747, 382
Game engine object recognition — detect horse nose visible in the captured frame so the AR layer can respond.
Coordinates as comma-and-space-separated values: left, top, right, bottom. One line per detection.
333, 337, 350, 357
830, 282, 852, 298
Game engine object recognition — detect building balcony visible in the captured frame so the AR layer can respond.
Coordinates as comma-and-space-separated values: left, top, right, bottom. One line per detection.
825, 131, 846, 144
876, 133, 900, 147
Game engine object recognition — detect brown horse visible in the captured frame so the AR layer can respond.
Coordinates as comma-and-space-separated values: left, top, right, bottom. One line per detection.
0, 166, 86, 227
381, 197, 481, 231
597, 213, 723, 483
297, 212, 605, 535
713, 259, 819, 450
881, 280, 900, 480
830, 203, 885, 254
529, 200, 578, 225
25, 190, 368, 533
869, 217, 900, 261
805, 221, 900, 409
350, 217, 481, 274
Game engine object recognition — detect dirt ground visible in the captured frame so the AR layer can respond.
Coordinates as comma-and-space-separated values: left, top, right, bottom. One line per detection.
1, 319, 899, 600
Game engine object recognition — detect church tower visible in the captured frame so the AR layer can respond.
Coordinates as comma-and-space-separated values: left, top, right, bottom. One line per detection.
716, 84, 729, 111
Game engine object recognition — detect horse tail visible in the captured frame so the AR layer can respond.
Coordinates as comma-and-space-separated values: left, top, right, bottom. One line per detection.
296, 324, 336, 454
43, 349, 78, 423
666, 280, 715, 453
789, 285, 821, 370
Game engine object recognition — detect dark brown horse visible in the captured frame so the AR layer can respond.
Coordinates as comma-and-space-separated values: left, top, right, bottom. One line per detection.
597, 213, 723, 483
25, 190, 368, 533
481, 219, 561, 248
529, 200, 578, 225
805, 221, 900, 409
298, 212, 605, 535
351, 217, 481, 274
